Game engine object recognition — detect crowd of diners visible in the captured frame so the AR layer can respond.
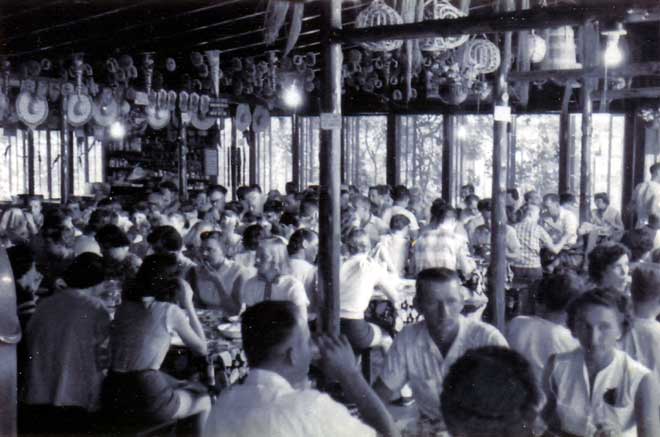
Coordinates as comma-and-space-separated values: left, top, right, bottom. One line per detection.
3, 161, 660, 437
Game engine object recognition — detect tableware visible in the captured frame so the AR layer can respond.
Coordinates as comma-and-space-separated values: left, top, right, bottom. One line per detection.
218, 323, 242, 339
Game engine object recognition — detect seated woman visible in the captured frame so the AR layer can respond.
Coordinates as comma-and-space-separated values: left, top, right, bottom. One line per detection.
542, 288, 660, 437
588, 243, 631, 295
239, 237, 309, 321
102, 254, 210, 429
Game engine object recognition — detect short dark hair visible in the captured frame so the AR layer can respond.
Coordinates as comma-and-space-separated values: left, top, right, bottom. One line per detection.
441, 346, 539, 437
389, 214, 411, 231
416, 268, 460, 300
631, 264, 660, 304
207, 184, 228, 197
465, 194, 480, 205
621, 227, 655, 262
288, 228, 317, 256
588, 243, 630, 282
506, 188, 519, 201
477, 198, 491, 213
147, 225, 183, 252
392, 185, 410, 203
236, 186, 250, 201
63, 253, 105, 289
430, 203, 456, 223
7, 243, 34, 280
594, 192, 610, 205
299, 198, 319, 218
263, 199, 284, 215
536, 271, 584, 312
224, 201, 243, 215
95, 224, 130, 249
650, 163, 660, 176
159, 180, 178, 194
280, 212, 300, 228
127, 253, 180, 302
243, 224, 265, 251
460, 184, 475, 195
242, 301, 301, 367
566, 287, 632, 335
559, 192, 576, 206
87, 209, 118, 234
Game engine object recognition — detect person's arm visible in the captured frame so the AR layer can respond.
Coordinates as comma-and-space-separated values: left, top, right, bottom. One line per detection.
174, 278, 207, 356
318, 334, 400, 437
635, 373, 660, 437
539, 228, 561, 254
541, 355, 561, 434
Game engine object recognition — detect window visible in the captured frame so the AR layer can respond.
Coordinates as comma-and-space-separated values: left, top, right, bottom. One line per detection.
73, 134, 104, 197
343, 115, 387, 189
398, 115, 443, 199
455, 115, 494, 200
254, 116, 293, 193
515, 114, 561, 196
0, 129, 27, 200
299, 116, 320, 186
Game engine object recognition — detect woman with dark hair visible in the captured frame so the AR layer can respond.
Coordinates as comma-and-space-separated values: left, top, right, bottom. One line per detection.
542, 288, 660, 437
441, 346, 539, 437
103, 254, 210, 429
588, 243, 631, 294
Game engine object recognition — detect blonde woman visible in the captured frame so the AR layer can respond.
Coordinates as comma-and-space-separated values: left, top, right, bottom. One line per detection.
238, 237, 309, 321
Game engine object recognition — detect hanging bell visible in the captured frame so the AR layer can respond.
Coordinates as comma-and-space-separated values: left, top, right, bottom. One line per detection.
541, 26, 581, 70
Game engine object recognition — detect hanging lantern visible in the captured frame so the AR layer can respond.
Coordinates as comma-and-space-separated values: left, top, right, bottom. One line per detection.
528, 31, 547, 64
460, 38, 501, 75
438, 79, 469, 105
356, 0, 404, 52
420, 0, 470, 53
541, 26, 581, 70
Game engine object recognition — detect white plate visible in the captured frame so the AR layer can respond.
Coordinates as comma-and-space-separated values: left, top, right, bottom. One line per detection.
217, 323, 241, 339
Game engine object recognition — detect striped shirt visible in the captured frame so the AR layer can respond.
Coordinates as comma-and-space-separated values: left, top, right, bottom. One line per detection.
513, 219, 554, 268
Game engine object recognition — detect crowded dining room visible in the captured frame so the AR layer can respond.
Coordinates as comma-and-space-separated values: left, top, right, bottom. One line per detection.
3, 0, 660, 436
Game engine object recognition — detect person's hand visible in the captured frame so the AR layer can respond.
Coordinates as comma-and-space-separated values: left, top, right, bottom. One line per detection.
317, 334, 361, 383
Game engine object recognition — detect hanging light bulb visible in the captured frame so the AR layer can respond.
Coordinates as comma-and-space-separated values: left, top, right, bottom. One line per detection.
602, 23, 626, 67
457, 124, 468, 141
282, 83, 302, 109
109, 121, 126, 140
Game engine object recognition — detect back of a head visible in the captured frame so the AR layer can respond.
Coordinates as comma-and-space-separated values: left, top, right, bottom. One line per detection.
242, 301, 300, 368
441, 346, 539, 437
7, 243, 34, 280
147, 225, 183, 252
537, 271, 584, 313
431, 203, 456, 224
63, 252, 105, 289
477, 198, 492, 213
559, 192, 576, 206
650, 163, 660, 178
631, 263, 660, 304
392, 185, 409, 203
288, 228, 316, 256
129, 253, 180, 302
87, 208, 117, 233
299, 198, 319, 218
507, 188, 520, 201
390, 214, 411, 232
243, 224, 265, 250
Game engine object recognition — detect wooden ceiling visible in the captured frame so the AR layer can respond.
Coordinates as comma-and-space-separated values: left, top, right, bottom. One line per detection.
0, 0, 496, 62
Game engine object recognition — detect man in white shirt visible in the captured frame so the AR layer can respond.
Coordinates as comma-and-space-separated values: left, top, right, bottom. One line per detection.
353, 195, 389, 247
381, 185, 420, 238
372, 214, 411, 278
203, 301, 399, 437
506, 272, 580, 389
542, 193, 578, 251
287, 228, 319, 319
374, 268, 508, 433
630, 163, 660, 228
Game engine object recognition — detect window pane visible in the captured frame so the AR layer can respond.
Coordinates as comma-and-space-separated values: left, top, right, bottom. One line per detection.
515, 114, 561, 197
456, 115, 494, 200
572, 114, 625, 211
299, 116, 320, 186
0, 129, 27, 200
398, 115, 443, 202
343, 115, 387, 189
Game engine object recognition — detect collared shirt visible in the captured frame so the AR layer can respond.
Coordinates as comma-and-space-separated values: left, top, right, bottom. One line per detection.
631, 179, 660, 227
240, 274, 309, 320
23, 289, 110, 411
413, 227, 476, 275
289, 259, 317, 315
547, 348, 649, 437
379, 317, 508, 422
513, 218, 554, 268
189, 259, 253, 313
381, 205, 420, 232
591, 205, 624, 233
339, 253, 398, 319
362, 214, 389, 246
543, 207, 578, 248
506, 316, 578, 384
371, 233, 410, 277
204, 369, 376, 437
621, 317, 660, 385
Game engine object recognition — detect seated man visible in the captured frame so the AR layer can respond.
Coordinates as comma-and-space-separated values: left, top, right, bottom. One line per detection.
374, 268, 508, 433
541, 193, 578, 252
203, 301, 399, 437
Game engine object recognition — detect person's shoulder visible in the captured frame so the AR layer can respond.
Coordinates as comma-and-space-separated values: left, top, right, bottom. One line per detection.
463, 317, 508, 345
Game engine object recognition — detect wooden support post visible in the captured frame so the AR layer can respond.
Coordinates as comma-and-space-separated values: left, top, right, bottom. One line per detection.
292, 114, 301, 190
27, 129, 34, 195
179, 123, 189, 201
558, 82, 574, 194
318, 0, 342, 336
507, 116, 517, 188
489, 0, 514, 335
247, 128, 257, 186
230, 120, 239, 198
340, 117, 346, 184
386, 113, 400, 186
442, 115, 457, 204
60, 92, 70, 204
579, 22, 598, 223
622, 106, 645, 228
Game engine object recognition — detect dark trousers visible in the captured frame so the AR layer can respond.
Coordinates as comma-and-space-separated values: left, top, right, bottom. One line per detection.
510, 266, 543, 316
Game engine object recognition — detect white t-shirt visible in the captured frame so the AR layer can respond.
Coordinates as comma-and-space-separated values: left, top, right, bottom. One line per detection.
621, 317, 660, 384
339, 254, 397, 319
381, 205, 420, 232
204, 369, 376, 437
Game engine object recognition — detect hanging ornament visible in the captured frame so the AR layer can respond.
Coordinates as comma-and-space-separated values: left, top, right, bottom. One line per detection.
67, 55, 93, 127
420, 0, 469, 52
235, 104, 252, 131
528, 31, 547, 64
356, 0, 404, 52
541, 26, 581, 70
16, 91, 48, 129
460, 38, 501, 75
252, 105, 270, 133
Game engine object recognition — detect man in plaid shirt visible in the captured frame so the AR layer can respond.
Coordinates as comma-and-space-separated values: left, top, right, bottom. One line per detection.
512, 204, 560, 313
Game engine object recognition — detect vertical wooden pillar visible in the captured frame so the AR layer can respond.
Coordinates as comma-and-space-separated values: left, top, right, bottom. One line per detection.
489, 0, 513, 334
559, 107, 571, 194
318, 0, 342, 336
60, 93, 70, 204
340, 117, 346, 184
68, 132, 75, 197
386, 113, 400, 186
230, 120, 239, 198
179, 123, 189, 201
291, 114, 301, 190
27, 130, 35, 195
247, 128, 257, 186
579, 22, 598, 223
442, 115, 456, 204
622, 106, 645, 228
507, 116, 516, 188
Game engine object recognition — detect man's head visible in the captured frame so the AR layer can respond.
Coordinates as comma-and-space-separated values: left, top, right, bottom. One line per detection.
391, 185, 410, 206
430, 203, 457, 229
506, 188, 519, 207
95, 224, 131, 262
244, 186, 263, 214
477, 198, 492, 222
287, 228, 319, 263
520, 203, 541, 222
159, 181, 179, 206
263, 199, 285, 224
299, 198, 319, 228
524, 190, 541, 206
465, 194, 480, 211
536, 271, 584, 315
441, 346, 540, 437
631, 264, 660, 311
352, 195, 371, 222
594, 192, 609, 212
7, 243, 42, 292
368, 185, 390, 208
559, 192, 576, 208
200, 231, 227, 268
650, 163, 660, 181
63, 252, 106, 292
207, 185, 228, 213
414, 268, 464, 339
346, 228, 371, 255
389, 214, 411, 237
147, 225, 183, 254
242, 301, 311, 385
460, 184, 475, 201
543, 193, 560, 217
